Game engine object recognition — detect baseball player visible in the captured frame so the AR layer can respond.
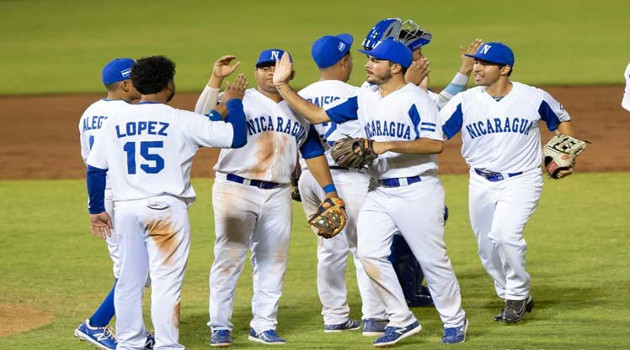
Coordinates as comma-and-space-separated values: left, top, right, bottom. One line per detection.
440, 42, 576, 323
75, 57, 156, 350
296, 34, 388, 335
361, 18, 482, 309
195, 48, 341, 347
273, 39, 468, 346
623, 62, 630, 111
86, 55, 248, 349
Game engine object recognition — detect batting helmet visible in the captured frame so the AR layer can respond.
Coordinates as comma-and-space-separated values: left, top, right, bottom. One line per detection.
361, 18, 402, 51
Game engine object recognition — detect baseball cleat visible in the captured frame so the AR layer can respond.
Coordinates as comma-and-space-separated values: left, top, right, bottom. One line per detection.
248, 328, 286, 345
210, 329, 233, 347
441, 318, 468, 344
372, 320, 422, 347
362, 319, 388, 336
503, 295, 534, 323
144, 331, 155, 349
324, 319, 361, 333
493, 308, 505, 322
74, 319, 117, 350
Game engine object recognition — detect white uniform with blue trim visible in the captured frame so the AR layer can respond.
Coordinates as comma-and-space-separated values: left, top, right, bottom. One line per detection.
297, 80, 386, 325
440, 82, 571, 301
79, 99, 129, 279
87, 101, 237, 350
208, 88, 324, 334
326, 83, 466, 329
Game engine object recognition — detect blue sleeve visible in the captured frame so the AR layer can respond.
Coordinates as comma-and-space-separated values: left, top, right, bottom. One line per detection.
299, 125, 325, 159
87, 165, 107, 214
225, 99, 247, 148
204, 109, 224, 121
325, 96, 359, 123
442, 103, 464, 139
538, 100, 561, 131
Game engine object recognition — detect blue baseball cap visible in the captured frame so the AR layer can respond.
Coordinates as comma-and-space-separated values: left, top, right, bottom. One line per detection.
311, 34, 353, 69
102, 58, 135, 85
256, 48, 291, 68
357, 38, 413, 68
465, 42, 515, 66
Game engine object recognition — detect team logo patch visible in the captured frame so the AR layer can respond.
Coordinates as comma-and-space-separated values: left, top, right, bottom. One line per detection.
338, 42, 346, 52
480, 44, 492, 54
121, 68, 131, 78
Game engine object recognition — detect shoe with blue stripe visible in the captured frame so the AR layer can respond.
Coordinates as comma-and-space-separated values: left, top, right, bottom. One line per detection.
210, 329, 232, 347
441, 319, 468, 344
324, 319, 361, 333
74, 319, 117, 350
248, 328, 286, 345
373, 320, 422, 347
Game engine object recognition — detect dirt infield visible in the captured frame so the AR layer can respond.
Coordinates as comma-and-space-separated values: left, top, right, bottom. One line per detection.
0, 86, 628, 180
0, 304, 54, 338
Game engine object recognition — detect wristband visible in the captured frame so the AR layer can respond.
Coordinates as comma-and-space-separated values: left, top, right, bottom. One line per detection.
323, 184, 337, 194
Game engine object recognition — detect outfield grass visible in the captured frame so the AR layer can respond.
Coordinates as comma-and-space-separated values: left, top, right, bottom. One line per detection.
1, 0, 629, 95
0, 173, 628, 349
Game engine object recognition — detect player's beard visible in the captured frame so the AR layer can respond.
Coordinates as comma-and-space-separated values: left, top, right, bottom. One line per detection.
366, 68, 393, 86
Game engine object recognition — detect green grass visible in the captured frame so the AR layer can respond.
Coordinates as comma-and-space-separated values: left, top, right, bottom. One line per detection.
1, 0, 629, 95
0, 173, 628, 349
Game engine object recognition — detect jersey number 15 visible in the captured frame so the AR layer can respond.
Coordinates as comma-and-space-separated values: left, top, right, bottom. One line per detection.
123, 141, 164, 174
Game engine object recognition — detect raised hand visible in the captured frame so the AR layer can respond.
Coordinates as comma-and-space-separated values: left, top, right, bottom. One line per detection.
273, 52, 293, 86
459, 39, 483, 75
209, 55, 241, 88
405, 57, 430, 87
223, 73, 248, 101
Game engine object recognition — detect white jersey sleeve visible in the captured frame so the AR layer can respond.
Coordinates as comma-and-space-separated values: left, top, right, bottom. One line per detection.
194, 85, 220, 115
622, 63, 630, 112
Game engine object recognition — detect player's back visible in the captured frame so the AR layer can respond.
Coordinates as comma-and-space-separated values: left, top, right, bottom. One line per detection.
79, 99, 130, 163
89, 102, 235, 202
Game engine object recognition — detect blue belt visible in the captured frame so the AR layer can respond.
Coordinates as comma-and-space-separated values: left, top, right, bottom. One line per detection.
378, 176, 422, 188
226, 174, 280, 189
474, 168, 523, 182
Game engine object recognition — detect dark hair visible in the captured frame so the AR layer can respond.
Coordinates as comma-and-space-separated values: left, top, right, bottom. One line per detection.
388, 61, 408, 75
131, 56, 175, 94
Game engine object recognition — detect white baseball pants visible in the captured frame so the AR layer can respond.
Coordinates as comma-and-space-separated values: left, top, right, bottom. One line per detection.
299, 168, 386, 325
209, 177, 291, 333
113, 195, 191, 350
469, 168, 542, 300
357, 175, 466, 328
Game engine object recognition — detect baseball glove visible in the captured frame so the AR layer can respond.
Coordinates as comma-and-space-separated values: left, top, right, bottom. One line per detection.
331, 136, 378, 169
308, 197, 347, 239
543, 134, 589, 179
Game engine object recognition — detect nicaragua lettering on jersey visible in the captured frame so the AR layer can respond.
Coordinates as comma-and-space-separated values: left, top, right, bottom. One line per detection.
364, 119, 412, 139
82, 115, 108, 132
464, 117, 533, 139
246, 115, 306, 142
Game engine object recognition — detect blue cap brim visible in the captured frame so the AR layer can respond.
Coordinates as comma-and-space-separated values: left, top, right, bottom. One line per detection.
465, 53, 511, 66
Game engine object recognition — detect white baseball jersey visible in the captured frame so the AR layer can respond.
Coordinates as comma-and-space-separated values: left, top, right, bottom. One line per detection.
440, 82, 571, 173
213, 88, 318, 183
298, 80, 361, 168
326, 83, 443, 179
622, 63, 630, 112
87, 102, 236, 202
79, 99, 131, 189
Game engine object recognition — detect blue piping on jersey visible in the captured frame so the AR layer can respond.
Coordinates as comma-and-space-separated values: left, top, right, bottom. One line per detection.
225, 99, 247, 148
326, 96, 359, 123
87, 165, 107, 214
407, 104, 421, 139
538, 100, 561, 131
442, 103, 464, 139
300, 125, 326, 159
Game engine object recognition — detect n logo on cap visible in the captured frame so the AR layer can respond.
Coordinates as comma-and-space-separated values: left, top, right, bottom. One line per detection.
270, 50, 280, 61
481, 44, 492, 55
